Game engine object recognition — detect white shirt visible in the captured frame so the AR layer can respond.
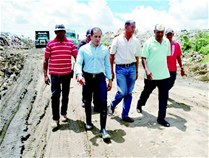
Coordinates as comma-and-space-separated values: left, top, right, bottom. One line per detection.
110, 34, 141, 64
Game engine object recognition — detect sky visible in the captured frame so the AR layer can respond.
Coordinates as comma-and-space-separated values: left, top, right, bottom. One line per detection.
0, 0, 208, 40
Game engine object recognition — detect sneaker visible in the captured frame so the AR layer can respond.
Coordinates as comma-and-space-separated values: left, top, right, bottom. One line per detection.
107, 105, 115, 115
101, 129, 111, 140
122, 117, 134, 123
84, 123, 93, 130
61, 115, 68, 122
51, 120, 59, 128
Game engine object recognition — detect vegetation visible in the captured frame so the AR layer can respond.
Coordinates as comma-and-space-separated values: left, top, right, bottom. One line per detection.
179, 31, 209, 55
201, 54, 209, 64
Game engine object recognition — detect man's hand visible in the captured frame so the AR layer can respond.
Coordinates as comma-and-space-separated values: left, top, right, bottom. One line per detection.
107, 79, 112, 91
44, 75, 50, 85
76, 74, 85, 85
145, 70, 152, 80
180, 68, 185, 77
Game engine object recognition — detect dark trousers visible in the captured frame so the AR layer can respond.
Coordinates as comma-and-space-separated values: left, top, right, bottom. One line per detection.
169, 71, 177, 90
82, 85, 100, 109
50, 74, 71, 121
137, 78, 169, 120
83, 72, 107, 130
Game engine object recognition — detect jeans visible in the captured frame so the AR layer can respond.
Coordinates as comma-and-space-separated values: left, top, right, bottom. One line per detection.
169, 71, 177, 90
111, 64, 136, 118
137, 78, 169, 120
50, 74, 71, 121
83, 72, 108, 130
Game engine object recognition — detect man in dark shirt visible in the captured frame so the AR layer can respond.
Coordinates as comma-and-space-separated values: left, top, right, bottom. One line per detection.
77, 29, 91, 49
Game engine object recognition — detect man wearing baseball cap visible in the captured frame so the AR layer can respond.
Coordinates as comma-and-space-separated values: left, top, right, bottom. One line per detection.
43, 24, 78, 129
165, 28, 185, 91
77, 29, 91, 50
136, 24, 171, 127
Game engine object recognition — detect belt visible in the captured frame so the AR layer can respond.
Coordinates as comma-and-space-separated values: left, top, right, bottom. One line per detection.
116, 62, 135, 67
84, 72, 104, 78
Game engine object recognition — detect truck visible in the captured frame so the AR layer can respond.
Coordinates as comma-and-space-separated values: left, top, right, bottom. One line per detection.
35, 31, 50, 48
65, 29, 79, 46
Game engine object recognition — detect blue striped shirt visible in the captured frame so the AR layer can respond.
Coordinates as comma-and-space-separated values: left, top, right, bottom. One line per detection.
74, 42, 112, 79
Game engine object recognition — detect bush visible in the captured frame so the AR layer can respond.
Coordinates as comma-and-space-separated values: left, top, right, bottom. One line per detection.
179, 31, 209, 55
199, 44, 209, 55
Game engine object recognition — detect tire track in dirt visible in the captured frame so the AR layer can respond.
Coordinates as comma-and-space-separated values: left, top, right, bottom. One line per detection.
0, 49, 50, 157
43, 82, 93, 157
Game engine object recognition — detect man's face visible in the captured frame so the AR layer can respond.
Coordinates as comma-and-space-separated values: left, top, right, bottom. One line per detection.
91, 31, 101, 46
55, 30, 66, 39
125, 23, 136, 35
154, 30, 164, 41
86, 35, 91, 42
166, 33, 174, 41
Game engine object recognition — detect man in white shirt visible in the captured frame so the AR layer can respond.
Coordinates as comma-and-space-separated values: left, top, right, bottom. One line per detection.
108, 20, 141, 123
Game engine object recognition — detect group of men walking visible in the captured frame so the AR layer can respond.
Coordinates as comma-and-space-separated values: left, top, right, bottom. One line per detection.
43, 21, 184, 140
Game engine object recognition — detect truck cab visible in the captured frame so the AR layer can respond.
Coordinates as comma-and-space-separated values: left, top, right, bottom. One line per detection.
35, 31, 50, 48
65, 29, 79, 46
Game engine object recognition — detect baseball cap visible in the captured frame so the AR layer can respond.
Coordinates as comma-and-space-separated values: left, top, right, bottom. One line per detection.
86, 29, 91, 36
165, 28, 174, 34
54, 24, 66, 32
154, 24, 165, 31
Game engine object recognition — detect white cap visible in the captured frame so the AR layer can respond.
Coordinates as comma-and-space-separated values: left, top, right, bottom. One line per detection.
154, 24, 165, 31
165, 28, 174, 34
54, 24, 66, 32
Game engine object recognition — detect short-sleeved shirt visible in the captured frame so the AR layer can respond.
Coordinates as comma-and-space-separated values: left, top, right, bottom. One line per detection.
44, 37, 78, 75
167, 41, 182, 72
141, 37, 170, 80
110, 34, 141, 64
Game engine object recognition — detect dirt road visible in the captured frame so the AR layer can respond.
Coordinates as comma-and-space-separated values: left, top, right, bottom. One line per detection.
0, 49, 208, 157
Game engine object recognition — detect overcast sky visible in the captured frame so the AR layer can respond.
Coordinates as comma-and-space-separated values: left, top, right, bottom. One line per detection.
0, 0, 208, 39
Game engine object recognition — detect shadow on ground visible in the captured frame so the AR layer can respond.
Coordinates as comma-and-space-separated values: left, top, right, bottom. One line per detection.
109, 109, 187, 132
52, 118, 126, 145
168, 98, 191, 111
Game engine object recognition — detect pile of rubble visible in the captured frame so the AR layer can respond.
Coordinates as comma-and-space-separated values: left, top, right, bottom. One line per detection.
0, 32, 34, 50
0, 50, 26, 99
0, 32, 32, 99
183, 51, 209, 81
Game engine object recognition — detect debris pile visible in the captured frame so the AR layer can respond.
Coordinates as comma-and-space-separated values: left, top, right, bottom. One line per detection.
0, 32, 34, 50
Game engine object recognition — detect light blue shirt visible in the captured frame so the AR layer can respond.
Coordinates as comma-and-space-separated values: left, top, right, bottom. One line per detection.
74, 42, 112, 79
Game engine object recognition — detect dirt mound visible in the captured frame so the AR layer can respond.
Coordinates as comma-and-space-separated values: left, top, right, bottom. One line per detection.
0, 49, 27, 99
0, 32, 34, 50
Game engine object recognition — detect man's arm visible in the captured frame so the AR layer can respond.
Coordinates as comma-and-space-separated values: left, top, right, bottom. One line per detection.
110, 54, 115, 81
177, 56, 185, 76
142, 57, 152, 80
43, 58, 50, 84
74, 49, 85, 85
135, 56, 139, 80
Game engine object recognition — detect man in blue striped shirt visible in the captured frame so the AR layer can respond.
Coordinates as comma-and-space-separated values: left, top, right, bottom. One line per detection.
74, 27, 112, 140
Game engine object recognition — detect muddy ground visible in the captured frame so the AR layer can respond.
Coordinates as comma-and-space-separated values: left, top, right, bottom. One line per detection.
0, 48, 208, 157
